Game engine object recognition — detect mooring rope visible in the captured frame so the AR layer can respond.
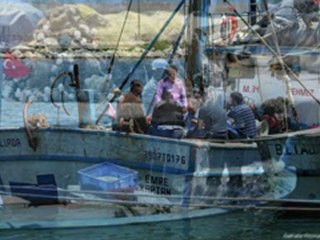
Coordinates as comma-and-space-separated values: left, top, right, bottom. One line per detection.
2, 185, 320, 212
23, 99, 37, 151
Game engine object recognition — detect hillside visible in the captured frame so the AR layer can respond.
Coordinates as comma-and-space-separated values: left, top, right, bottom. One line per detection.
15, 4, 185, 58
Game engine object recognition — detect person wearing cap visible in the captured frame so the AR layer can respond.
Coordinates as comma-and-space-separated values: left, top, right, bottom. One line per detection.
227, 92, 257, 139
155, 64, 188, 112
142, 58, 168, 115
117, 80, 148, 133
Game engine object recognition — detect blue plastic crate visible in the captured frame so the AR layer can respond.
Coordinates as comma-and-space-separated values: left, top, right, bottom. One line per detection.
78, 162, 138, 192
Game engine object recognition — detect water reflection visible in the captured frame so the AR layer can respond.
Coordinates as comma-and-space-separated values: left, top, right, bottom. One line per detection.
0, 210, 281, 240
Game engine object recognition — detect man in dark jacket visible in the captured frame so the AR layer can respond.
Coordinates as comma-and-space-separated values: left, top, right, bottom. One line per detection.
149, 90, 185, 139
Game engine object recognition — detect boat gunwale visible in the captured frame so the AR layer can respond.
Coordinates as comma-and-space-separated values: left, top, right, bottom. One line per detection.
0, 126, 259, 149
3, 124, 318, 148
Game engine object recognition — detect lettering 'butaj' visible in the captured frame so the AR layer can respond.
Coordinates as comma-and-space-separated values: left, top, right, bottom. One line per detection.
275, 143, 320, 156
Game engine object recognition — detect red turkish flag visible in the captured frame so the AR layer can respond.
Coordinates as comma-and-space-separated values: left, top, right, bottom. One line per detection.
3, 52, 31, 78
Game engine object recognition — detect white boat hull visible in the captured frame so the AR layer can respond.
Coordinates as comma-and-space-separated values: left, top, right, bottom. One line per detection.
257, 129, 320, 200
0, 127, 263, 199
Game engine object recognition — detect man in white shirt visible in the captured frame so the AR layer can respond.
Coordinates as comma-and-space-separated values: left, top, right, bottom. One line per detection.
142, 58, 168, 115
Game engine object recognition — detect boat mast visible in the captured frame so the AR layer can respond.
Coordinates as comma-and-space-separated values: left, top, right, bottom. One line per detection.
186, 0, 210, 96
0, 52, 2, 126
249, 0, 257, 25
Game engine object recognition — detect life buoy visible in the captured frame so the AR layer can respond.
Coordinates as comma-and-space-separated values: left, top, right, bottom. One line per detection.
228, 15, 238, 41
220, 15, 238, 42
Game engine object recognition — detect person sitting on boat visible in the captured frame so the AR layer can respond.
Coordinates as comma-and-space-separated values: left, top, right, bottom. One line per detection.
274, 96, 303, 132
227, 92, 257, 139
154, 64, 188, 113
184, 88, 203, 132
261, 98, 283, 134
148, 90, 185, 139
187, 88, 227, 140
116, 80, 148, 133
142, 58, 168, 115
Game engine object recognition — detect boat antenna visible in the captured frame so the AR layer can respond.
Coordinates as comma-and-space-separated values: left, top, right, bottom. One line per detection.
249, 0, 257, 25
223, 0, 320, 107
186, 0, 211, 97
101, 0, 134, 93
96, 0, 186, 124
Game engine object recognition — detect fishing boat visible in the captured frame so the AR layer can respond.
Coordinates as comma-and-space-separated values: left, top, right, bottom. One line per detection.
0, 0, 299, 229
207, 0, 320, 203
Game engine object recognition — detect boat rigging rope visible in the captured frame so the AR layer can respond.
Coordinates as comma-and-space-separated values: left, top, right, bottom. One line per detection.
3, 184, 320, 205
50, 71, 74, 116
223, 0, 320, 107
95, 0, 134, 114
169, 17, 189, 65
102, 0, 134, 93
96, 0, 186, 124
96, 0, 133, 113
256, 60, 264, 104
114, 0, 186, 93
262, 0, 300, 130
137, 0, 141, 40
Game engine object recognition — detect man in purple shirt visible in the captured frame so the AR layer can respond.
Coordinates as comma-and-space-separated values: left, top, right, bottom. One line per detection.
155, 65, 188, 113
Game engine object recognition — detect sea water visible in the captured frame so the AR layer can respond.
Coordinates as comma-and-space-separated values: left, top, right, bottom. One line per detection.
0, 211, 319, 240
0, 101, 320, 240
